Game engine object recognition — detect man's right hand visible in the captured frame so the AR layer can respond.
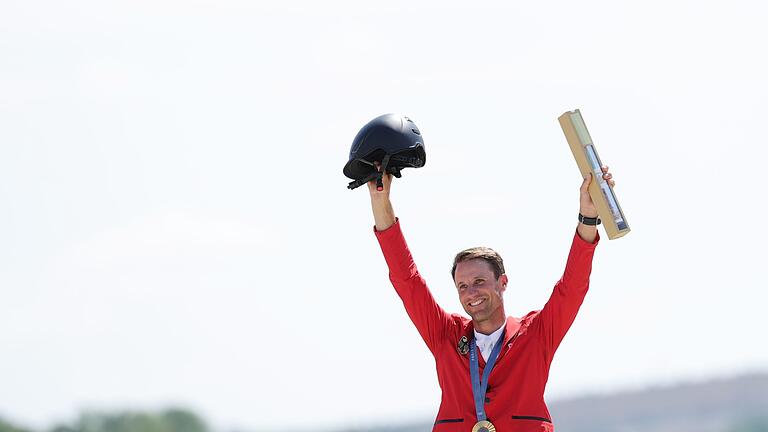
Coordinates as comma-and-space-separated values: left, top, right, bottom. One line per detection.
368, 163, 396, 231
366, 162, 393, 197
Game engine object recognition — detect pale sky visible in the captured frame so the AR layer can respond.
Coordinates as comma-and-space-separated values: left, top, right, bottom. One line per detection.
1, 0, 767, 430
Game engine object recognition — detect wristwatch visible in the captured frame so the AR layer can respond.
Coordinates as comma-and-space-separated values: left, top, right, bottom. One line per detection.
578, 213, 601, 226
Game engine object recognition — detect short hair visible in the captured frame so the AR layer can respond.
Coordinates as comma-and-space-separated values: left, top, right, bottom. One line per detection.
451, 247, 505, 281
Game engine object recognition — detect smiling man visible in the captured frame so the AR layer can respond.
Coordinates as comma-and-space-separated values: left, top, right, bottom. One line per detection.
369, 166, 613, 432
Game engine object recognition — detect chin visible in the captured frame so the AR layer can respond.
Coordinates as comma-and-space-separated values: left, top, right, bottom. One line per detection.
468, 309, 491, 322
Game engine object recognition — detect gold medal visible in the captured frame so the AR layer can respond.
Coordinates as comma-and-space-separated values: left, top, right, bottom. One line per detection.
471, 420, 496, 432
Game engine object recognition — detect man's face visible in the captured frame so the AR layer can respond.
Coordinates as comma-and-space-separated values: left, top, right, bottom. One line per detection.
454, 258, 507, 324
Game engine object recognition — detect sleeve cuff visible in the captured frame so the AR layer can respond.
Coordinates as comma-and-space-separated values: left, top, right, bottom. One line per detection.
373, 218, 400, 235
573, 229, 600, 249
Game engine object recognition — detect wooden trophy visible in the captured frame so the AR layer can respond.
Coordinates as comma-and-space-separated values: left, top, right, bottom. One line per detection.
559, 109, 630, 240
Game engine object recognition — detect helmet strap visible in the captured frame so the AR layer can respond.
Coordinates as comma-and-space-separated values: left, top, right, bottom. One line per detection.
345, 153, 394, 190
375, 154, 392, 191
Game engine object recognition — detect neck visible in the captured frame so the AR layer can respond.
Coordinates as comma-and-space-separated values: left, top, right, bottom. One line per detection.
474, 308, 506, 335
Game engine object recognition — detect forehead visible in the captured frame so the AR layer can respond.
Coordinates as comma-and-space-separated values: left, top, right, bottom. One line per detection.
454, 259, 495, 282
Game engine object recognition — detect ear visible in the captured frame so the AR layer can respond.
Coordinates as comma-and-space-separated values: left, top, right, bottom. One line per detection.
498, 274, 508, 294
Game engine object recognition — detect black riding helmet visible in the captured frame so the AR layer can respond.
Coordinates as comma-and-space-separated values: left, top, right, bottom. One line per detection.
343, 113, 426, 190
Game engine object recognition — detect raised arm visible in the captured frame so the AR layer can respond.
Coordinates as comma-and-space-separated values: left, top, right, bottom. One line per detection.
369, 166, 454, 355
536, 166, 615, 359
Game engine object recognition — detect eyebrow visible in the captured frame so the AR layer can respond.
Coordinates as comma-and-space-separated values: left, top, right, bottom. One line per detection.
457, 276, 487, 285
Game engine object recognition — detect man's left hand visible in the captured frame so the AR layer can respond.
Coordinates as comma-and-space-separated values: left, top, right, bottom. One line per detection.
579, 165, 615, 218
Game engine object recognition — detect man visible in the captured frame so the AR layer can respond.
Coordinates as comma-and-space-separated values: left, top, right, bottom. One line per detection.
368, 166, 614, 432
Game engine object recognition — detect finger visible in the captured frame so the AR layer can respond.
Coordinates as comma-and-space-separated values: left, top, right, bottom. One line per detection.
601, 165, 609, 174
602, 172, 613, 180
608, 179, 615, 187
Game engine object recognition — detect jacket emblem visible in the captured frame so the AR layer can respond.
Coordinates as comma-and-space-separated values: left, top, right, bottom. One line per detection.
457, 335, 469, 355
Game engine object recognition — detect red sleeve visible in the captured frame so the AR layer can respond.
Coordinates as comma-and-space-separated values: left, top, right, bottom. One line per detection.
374, 219, 454, 355
534, 229, 599, 361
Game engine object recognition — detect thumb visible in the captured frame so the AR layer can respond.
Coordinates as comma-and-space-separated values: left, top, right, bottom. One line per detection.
580, 173, 592, 193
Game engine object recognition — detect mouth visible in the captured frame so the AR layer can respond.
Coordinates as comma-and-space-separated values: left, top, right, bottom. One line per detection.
467, 298, 486, 308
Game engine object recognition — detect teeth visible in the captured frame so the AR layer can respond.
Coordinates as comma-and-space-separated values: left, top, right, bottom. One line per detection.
469, 299, 484, 307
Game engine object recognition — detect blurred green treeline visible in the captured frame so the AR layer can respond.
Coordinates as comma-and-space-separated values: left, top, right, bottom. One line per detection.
2, 408, 767, 432
0, 409, 207, 432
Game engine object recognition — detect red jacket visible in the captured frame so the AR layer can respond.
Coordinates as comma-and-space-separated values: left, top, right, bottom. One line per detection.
375, 219, 599, 432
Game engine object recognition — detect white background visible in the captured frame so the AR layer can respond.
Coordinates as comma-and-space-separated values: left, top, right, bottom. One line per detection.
1, 0, 767, 430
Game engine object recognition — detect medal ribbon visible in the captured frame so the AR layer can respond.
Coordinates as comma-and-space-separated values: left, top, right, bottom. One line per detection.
469, 329, 506, 423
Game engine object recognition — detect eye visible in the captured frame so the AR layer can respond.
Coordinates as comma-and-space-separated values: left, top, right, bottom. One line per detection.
475, 279, 485, 285
458, 284, 467, 291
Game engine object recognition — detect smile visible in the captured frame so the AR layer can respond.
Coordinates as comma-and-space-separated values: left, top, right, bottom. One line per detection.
468, 298, 486, 307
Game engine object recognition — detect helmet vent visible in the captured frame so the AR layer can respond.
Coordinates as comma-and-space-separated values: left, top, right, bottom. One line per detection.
411, 128, 421, 135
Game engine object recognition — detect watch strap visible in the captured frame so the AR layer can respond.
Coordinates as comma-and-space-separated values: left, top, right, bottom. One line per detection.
578, 213, 601, 226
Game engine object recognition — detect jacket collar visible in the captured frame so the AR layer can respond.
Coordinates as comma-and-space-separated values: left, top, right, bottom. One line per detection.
463, 316, 522, 344
460, 316, 522, 365
503, 315, 522, 344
